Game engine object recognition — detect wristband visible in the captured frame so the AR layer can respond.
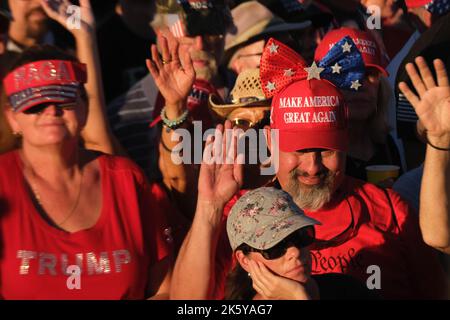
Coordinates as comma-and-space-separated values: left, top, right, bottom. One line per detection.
160, 106, 189, 132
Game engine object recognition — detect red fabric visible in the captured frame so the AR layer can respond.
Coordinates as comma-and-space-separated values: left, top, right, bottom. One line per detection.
270, 79, 349, 153
0, 151, 172, 300
211, 178, 447, 299
315, 27, 388, 76
3, 60, 87, 95
259, 38, 308, 99
405, 0, 431, 8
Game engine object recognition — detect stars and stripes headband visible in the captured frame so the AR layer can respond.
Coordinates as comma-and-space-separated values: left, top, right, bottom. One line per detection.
3, 60, 87, 113
260, 36, 365, 98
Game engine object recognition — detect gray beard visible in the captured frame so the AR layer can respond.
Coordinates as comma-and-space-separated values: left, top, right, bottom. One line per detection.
286, 170, 335, 212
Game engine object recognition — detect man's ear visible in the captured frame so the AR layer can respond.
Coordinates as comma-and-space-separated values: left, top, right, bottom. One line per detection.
235, 250, 251, 273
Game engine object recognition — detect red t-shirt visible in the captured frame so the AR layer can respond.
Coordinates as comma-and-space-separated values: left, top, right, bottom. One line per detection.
0, 151, 171, 299
213, 178, 446, 299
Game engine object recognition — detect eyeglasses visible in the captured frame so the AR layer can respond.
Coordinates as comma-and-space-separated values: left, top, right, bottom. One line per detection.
23, 102, 77, 115
248, 227, 315, 260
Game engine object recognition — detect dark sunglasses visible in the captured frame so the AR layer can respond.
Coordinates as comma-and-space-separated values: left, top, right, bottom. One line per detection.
23, 102, 77, 115
230, 112, 271, 131
247, 227, 315, 260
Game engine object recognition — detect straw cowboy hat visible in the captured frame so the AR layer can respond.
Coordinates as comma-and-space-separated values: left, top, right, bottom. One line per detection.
209, 68, 270, 119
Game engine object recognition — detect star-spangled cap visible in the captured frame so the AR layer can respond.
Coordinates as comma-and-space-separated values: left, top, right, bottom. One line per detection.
270, 79, 349, 153
3, 60, 87, 113
315, 27, 388, 77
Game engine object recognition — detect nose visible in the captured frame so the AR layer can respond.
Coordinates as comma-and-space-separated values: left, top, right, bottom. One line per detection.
194, 35, 205, 50
42, 104, 63, 116
300, 152, 324, 177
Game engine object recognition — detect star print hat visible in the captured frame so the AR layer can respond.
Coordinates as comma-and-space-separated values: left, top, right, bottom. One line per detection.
260, 38, 352, 152
315, 27, 389, 77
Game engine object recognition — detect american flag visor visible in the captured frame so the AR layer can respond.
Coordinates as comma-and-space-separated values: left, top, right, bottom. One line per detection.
3, 60, 87, 113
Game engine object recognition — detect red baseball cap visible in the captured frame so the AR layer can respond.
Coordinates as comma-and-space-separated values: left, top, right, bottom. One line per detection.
405, 0, 431, 8
315, 27, 388, 77
3, 60, 87, 113
271, 79, 349, 153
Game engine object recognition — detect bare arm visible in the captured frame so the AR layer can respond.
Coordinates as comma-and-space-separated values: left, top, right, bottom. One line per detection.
41, 0, 116, 154
147, 29, 198, 219
399, 57, 450, 254
170, 121, 243, 299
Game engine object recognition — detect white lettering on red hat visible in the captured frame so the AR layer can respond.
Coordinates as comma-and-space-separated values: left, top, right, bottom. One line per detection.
279, 95, 340, 108
283, 110, 337, 124
13, 61, 71, 91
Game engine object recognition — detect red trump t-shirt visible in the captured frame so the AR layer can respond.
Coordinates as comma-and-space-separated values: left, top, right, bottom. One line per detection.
0, 151, 171, 299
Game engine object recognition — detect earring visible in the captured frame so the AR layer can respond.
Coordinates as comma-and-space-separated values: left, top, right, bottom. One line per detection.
248, 272, 251, 278
13, 131, 22, 137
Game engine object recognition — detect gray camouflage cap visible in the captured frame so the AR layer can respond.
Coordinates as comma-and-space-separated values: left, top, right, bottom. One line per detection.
227, 187, 320, 251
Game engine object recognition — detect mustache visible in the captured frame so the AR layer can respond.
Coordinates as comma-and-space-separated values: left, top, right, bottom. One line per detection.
290, 169, 330, 180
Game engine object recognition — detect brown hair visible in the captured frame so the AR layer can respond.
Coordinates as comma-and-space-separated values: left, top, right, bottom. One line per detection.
224, 244, 256, 300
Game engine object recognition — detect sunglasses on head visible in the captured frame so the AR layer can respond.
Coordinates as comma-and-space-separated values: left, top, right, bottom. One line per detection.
23, 101, 77, 115
245, 227, 315, 260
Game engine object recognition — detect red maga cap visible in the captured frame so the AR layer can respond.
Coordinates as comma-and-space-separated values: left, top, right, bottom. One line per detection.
315, 27, 388, 76
271, 79, 349, 153
3, 60, 87, 113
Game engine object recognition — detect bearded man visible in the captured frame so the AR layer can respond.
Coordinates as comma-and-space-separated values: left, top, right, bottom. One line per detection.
170, 38, 447, 300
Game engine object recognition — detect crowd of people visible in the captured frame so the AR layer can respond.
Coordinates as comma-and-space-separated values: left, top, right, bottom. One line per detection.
0, 0, 449, 300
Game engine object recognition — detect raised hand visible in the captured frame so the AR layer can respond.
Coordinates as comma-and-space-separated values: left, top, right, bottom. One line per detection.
146, 30, 195, 111
40, 0, 95, 35
399, 57, 450, 147
248, 260, 315, 300
197, 120, 244, 209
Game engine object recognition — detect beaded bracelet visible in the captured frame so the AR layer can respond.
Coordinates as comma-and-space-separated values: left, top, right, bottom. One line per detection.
160, 106, 189, 132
